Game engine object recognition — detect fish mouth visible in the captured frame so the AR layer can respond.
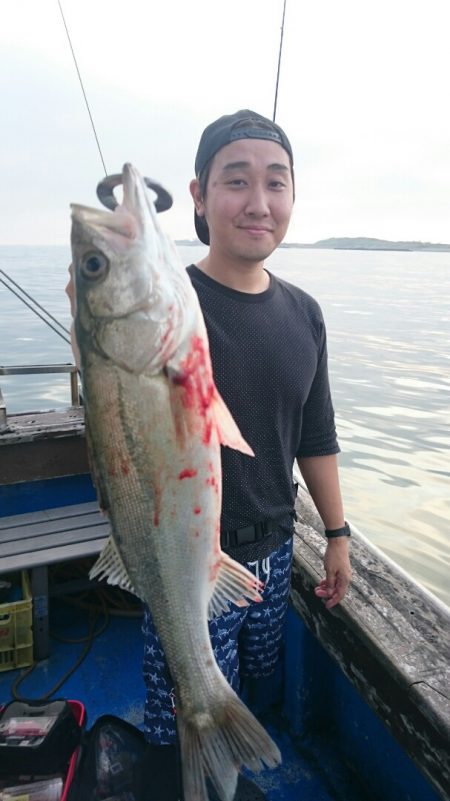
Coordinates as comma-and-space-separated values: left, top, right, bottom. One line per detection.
71, 203, 138, 243
72, 166, 172, 255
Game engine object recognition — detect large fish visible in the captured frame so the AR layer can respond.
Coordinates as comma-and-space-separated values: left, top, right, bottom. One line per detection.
70, 164, 281, 801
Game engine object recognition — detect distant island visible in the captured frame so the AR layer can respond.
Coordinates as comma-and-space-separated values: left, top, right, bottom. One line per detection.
281, 237, 450, 252
176, 236, 450, 252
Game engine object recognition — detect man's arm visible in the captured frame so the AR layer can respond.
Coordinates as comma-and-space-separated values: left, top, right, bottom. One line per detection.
297, 454, 352, 609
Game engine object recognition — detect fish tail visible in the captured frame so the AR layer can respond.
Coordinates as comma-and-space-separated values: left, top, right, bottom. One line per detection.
177, 691, 281, 801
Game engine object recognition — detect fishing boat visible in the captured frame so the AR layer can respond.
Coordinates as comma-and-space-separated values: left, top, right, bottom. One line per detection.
1, 2, 449, 796
0, 382, 449, 801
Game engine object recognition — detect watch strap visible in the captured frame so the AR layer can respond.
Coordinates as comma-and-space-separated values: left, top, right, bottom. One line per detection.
325, 522, 351, 539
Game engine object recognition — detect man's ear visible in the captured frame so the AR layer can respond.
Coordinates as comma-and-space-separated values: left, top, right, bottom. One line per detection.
189, 179, 206, 216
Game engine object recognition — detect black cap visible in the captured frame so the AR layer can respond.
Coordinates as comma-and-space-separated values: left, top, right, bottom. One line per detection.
194, 109, 293, 245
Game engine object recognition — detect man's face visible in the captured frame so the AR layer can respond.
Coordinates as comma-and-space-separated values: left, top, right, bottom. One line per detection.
194, 138, 294, 263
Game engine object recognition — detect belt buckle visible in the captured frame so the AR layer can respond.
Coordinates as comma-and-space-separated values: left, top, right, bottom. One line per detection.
237, 525, 257, 545
255, 520, 269, 541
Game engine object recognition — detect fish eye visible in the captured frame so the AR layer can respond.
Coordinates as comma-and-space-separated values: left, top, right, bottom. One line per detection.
81, 251, 109, 281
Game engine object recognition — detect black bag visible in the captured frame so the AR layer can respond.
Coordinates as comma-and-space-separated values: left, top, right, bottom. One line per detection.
67, 714, 147, 801
0, 699, 82, 777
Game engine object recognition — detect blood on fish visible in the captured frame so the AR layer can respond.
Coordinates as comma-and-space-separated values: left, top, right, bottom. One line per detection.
203, 419, 212, 445
209, 558, 221, 583
172, 336, 216, 416
121, 462, 130, 475
194, 506, 201, 515
178, 468, 197, 480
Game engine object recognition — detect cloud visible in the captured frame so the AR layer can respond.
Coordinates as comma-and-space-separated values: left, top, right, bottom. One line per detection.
1, 0, 449, 244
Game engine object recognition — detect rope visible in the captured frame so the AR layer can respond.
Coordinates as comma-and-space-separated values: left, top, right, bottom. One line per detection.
57, 0, 108, 176
273, 0, 287, 122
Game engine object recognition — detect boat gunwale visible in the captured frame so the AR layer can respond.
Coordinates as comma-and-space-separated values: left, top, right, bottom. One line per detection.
292, 486, 450, 801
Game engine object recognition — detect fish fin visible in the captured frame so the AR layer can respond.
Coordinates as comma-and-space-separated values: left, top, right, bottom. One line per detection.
166, 333, 253, 456
177, 688, 281, 801
89, 536, 138, 596
207, 553, 263, 619
211, 392, 255, 456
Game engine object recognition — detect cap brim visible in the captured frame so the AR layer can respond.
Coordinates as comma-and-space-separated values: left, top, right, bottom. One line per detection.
194, 211, 210, 246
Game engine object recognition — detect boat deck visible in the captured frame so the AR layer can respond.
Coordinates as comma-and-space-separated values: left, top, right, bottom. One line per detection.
0, 587, 371, 801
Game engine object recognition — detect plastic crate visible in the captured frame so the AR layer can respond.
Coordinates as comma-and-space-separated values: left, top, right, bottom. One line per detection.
0, 571, 33, 671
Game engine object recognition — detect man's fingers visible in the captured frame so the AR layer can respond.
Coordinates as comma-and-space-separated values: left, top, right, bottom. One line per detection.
315, 572, 350, 608
314, 578, 334, 599
324, 588, 344, 609
325, 574, 350, 608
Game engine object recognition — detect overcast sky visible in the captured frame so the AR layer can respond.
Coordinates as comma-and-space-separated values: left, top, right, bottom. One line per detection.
1, 0, 449, 245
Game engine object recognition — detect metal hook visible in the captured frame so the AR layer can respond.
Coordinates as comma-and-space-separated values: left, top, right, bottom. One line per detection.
96, 174, 173, 213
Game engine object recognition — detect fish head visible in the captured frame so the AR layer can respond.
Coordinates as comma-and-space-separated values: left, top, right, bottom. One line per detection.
71, 163, 193, 374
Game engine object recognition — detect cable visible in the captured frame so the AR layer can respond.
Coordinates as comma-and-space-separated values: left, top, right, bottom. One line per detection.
273, 0, 287, 122
10, 564, 142, 703
11, 599, 109, 703
0, 271, 72, 347
57, 0, 108, 176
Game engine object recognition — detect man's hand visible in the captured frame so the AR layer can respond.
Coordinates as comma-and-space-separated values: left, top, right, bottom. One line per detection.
314, 538, 352, 609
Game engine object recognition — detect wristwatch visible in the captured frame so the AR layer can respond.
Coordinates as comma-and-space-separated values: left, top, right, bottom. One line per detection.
325, 522, 351, 539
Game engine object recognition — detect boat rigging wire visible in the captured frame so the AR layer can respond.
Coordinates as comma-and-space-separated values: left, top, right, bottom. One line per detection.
273, 0, 287, 122
0, 3, 106, 351
57, 0, 108, 176
0, 269, 72, 346
3, 4, 287, 352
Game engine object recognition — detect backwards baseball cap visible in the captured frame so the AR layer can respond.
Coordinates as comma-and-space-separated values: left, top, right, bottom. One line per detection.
194, 109, 294, 245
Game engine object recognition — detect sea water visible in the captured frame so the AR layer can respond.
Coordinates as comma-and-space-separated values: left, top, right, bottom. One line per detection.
1, 245, 449, 607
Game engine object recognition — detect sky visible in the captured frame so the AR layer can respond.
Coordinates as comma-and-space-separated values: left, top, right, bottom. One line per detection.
1, 0, 449, 245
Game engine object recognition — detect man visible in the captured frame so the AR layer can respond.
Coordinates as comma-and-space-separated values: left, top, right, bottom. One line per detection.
141, 109, 352, 801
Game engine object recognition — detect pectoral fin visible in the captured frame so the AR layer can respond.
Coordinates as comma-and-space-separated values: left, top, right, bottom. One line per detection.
211, 392, 254, 457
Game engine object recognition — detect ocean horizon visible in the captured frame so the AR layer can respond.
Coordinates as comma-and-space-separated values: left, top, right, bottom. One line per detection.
1, 244, 449, 608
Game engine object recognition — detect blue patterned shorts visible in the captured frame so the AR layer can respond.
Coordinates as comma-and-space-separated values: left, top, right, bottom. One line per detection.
142, 537, 293, 744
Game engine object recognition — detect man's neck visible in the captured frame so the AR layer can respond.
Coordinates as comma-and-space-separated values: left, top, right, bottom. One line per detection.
195, 254, 270, 294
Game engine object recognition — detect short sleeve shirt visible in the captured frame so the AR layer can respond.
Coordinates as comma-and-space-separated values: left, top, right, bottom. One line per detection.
187, 264, 339, 560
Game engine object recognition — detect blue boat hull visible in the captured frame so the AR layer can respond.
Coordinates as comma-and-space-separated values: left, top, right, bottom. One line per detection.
0, 436, 448, 800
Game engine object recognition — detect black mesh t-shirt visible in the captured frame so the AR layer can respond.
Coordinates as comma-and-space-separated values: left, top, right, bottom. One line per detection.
187, 264, 339, 562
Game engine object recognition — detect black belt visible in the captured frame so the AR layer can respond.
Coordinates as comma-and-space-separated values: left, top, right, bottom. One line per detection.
220, 518, 278, 549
